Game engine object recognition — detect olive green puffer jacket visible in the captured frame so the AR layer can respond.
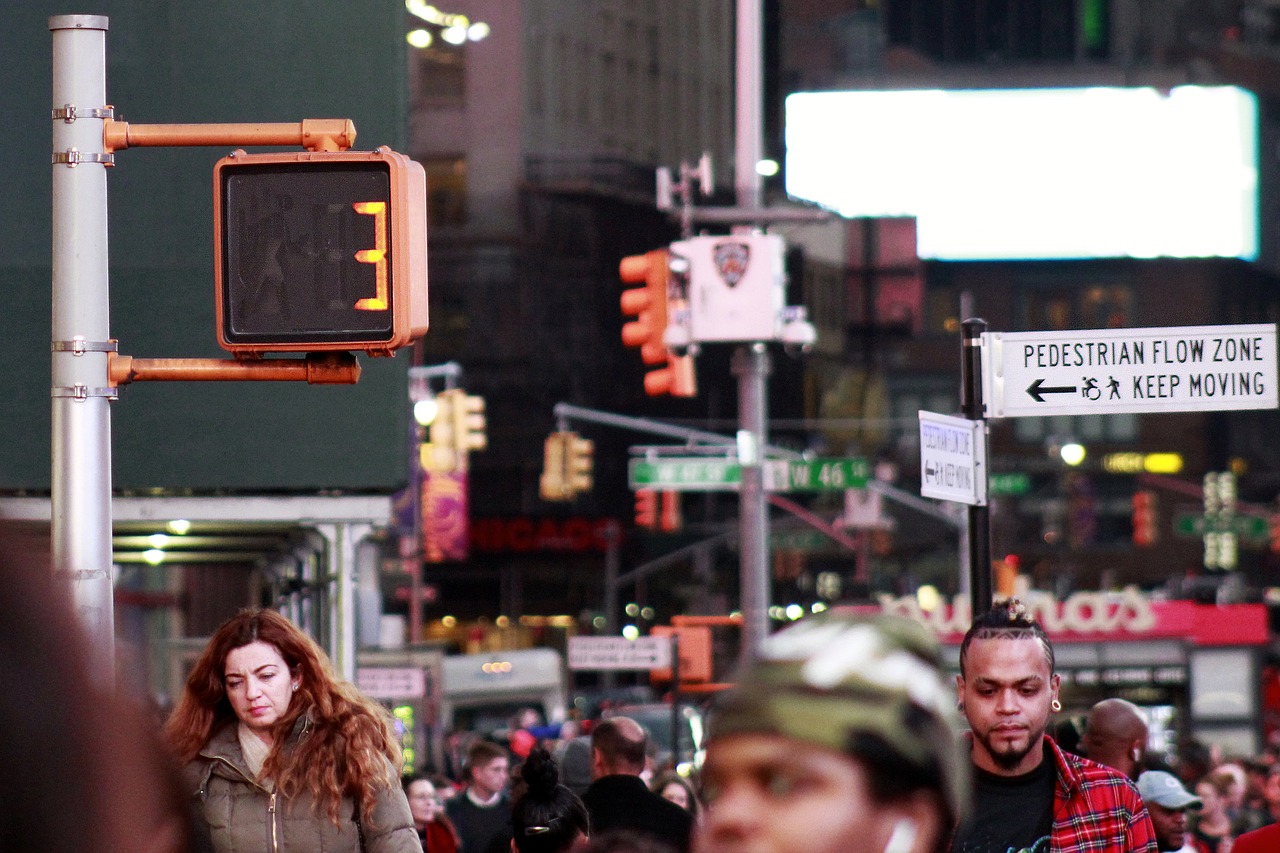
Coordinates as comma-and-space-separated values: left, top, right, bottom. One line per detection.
184, 721, 422, 853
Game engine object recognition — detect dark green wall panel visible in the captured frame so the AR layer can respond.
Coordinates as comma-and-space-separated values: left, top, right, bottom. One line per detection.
3, 3, 413, 492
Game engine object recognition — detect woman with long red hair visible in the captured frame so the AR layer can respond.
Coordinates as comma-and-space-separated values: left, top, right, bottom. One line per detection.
165, 608, 421, 852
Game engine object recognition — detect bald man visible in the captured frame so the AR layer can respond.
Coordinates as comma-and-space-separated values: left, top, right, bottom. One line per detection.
1081, 698, 1149, 780
582, 716, 693, 852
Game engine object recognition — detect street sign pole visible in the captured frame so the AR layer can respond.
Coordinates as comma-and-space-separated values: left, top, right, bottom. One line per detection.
51, 15, 116, 686
962, 319, 992, 619
734, 345, 770, 666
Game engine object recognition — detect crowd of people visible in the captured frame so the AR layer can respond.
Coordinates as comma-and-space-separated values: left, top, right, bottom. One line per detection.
16, 556, 1280, 853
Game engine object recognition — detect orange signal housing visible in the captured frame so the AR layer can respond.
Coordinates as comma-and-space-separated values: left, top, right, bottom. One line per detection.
619, 249, 692, 396
213, 147, 427, 357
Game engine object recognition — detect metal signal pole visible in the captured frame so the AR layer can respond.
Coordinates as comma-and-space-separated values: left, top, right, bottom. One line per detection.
735, 0, 770, 664
50, 15, 116, 685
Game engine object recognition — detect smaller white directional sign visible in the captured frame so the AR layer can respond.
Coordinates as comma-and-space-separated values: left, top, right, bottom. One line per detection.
983, 323, 1279, 418
919, 410, 986, 506
567, 636, 673, 671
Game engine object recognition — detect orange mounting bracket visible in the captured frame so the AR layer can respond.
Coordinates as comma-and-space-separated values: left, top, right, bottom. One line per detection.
103, 117, 357, 154
108, 351, 362, 387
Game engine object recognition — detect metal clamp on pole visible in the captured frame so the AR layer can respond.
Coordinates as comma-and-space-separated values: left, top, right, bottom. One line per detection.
52, 104, 115, 123
51, 384, 119, 402
52, 148, 115, 167
52, 337, 118, 355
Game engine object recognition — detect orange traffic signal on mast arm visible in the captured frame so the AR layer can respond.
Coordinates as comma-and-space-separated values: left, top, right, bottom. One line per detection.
1132, 490, 1158, 547
619, 250, 696, 397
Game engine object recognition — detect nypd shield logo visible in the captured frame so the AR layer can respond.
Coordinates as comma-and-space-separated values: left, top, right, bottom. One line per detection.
714, 241, 751, 288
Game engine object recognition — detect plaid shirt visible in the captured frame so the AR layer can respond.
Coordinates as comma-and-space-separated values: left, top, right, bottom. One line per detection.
1046, 737, 1157, 853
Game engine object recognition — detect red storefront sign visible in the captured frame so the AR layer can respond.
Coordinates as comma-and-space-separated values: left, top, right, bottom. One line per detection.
851, 592, 1269, 646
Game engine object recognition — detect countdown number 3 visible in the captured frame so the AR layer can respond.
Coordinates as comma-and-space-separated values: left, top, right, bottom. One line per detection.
352, 201, 388, 311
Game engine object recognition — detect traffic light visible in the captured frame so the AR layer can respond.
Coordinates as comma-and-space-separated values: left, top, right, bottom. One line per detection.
564, 432, 594, 495
1132, 490, 1157, 547
445, 389, 487, 453
540, 433, 566, 501
213, 148, 428, 356
540, 431, 593, 501
424, 390, 457, 472
635, 489, 657, 528
635, 489, 679, 531
619, 250, 697, 397
658, 490, 681, 532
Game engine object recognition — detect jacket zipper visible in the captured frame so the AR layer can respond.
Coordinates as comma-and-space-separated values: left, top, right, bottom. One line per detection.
269, 791, 279, 853
205, 754, 278, 851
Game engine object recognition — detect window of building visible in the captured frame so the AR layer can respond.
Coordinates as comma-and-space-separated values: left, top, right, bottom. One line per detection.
420, 156, 467, 228
1013, 412, 1138, 444
1021, 281, 1132, 331
414, 43, 466, 106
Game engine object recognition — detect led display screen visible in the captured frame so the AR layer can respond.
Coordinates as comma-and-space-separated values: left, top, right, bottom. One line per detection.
785, 86, 1258, 261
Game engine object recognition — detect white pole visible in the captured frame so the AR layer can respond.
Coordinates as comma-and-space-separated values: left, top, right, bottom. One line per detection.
50, 14, 116, 685
733, 0, 770, 663
734, 0, 763, 210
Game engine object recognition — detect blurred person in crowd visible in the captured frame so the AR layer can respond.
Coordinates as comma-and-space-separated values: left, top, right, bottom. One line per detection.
405, 772, 462, 852
445, 739, 512, 853
1260, 763, 1280, 825
510, 747, 590, 853
1176, 739, 1214, 790
1239, 760, 1272, 827
1137, 770, 1203, 852
697, 612, 968, 853
1082, 698, 1149, 780
585, 831, 675, 853
165, 608, 419, 852
1233, 820, 1280, 853
445, 728, 482, 783
583, 717, 693, 852
650, 772, 701, 824
553, 736, 594, 796
952, 600, 1156, 853
510, 708, 565, 761
1213, 761, 1265, 834
0, 543, 193, 853
1190, 771, 1237, 853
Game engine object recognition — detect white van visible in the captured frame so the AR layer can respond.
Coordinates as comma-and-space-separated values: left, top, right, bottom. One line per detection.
441, 647, 568, 739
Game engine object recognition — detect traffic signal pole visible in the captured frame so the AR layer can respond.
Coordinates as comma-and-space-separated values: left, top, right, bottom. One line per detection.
50, 15, 116, 683
734, 0, 770, 664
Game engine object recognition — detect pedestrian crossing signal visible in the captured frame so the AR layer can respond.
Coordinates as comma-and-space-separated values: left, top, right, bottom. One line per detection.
213, 148, 427, 356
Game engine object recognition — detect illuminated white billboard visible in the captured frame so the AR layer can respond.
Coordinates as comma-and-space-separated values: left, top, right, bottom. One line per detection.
785, 86, 1258, 261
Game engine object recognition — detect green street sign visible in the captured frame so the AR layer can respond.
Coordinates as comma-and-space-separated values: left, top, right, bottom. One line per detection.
990, 472, 1032, 496
628, 456, 869, 493
765, 458, 870, 492
628, 458, 741, 491
1173, 512, 1269, 541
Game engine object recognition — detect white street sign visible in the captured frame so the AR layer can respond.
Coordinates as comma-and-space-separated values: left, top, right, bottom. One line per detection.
567, 636, 672, 671
919, 411, 986, 506
983, 324, 1278, 418
356, 667, 426, 699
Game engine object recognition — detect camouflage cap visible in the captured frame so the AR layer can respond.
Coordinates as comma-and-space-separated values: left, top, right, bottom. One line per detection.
709, 611, 968, 822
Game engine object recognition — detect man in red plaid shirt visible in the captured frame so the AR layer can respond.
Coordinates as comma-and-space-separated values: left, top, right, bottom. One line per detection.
950, 601, 1156, 853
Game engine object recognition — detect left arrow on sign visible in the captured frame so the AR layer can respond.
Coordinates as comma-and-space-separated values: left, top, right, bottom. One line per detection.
1027, 378, 1077, 402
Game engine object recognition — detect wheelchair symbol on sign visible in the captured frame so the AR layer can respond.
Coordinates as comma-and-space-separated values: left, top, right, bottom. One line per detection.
1082, 377, 1100, 401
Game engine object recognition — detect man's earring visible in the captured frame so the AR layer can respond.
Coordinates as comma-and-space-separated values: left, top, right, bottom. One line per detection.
1051, 699, 1062, 712
957, 700, 965, 712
